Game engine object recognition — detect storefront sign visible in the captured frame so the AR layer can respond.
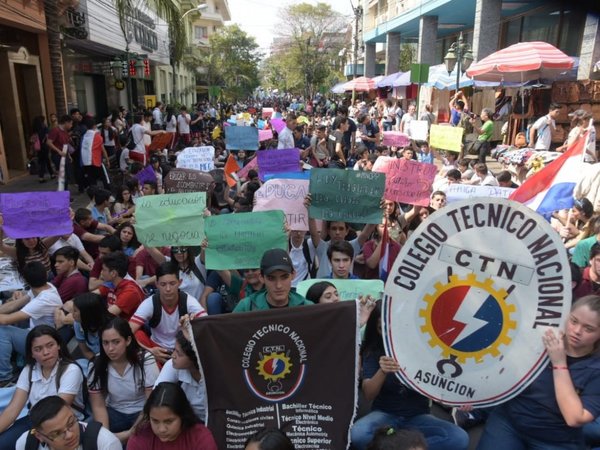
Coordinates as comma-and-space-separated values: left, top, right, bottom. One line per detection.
383, 198, 571, 407
124, 8, 159, 52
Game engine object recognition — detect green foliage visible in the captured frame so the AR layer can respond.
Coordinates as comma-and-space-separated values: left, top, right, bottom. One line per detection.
201, 25, 262, 101
399, 43, 417, 72
264, 2, 350, 97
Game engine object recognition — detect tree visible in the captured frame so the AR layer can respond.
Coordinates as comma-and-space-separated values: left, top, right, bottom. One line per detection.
201, 25, 262, 102
399, 43, 417, 72
272, 2, 350, 99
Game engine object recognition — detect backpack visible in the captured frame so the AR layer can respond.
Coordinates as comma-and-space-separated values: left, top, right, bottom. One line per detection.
148, 290, 188, 329
25, 420, 101, 450
125, 129, 137, 150
27, 360, 89, 417
301, 239, 318, 279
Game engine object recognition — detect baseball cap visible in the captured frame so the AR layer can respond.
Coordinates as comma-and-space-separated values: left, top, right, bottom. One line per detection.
260, 248, 294, 275
568, 109, 591, 119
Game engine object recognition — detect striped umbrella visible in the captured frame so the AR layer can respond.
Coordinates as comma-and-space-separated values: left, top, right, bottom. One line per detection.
466, 41, 574, 82
343, 76, 376, 92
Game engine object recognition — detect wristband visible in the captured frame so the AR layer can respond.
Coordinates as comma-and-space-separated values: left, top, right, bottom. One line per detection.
552, 366, 568, 370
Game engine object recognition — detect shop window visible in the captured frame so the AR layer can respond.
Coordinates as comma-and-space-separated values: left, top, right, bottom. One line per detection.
521, 14, 559, 44
502, 17, 521, 47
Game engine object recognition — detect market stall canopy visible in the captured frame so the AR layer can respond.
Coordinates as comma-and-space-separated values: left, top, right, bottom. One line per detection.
343, 76, 376, 91
466, 41, 574, 82
331, 82, 347, 94
391, 71, 412, 87
377, 71, 406, 88
424, 64, 473, 90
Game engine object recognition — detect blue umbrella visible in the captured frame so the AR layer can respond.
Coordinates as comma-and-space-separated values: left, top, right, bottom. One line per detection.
377, 71, 405, 88
391, 71, 412, 87
424, 64, 473, 90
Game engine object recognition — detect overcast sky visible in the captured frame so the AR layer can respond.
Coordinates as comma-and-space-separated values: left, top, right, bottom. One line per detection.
227, 0, 355, 54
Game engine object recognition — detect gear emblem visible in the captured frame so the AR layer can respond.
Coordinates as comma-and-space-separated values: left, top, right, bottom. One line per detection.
419, 274, 516, 364
256, 353, 292, 382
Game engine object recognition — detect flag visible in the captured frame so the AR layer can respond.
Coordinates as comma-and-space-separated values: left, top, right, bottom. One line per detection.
223, 153, 239, 187
509, 131, 588, 214
379, 219, 392, 282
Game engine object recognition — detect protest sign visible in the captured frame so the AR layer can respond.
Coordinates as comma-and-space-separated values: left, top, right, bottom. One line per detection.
257, 119, 266, 130
164, 168, 214, 195
204, 210, 287, 269
148, 132, 175, 151
253, 179, 309, 231
264, 171, 311, 181
382, 131, 410, 147
383, 159, 437, 206
134, 192, 206, 247
0, 191, 71, 239
309, 169, 385, 224
176, 146, 215, 171
429, 124, 463, 152
371, 156, 394, 173
236, 157, 258, 180
225, 126, 259, 150
409, 120, 429, 141
134, 164, 156, 185
261, 107, 273, 118
257, 148, 300, 181
258, 129, 273, 142
270, 118, 286, 133
224, 154, 240, 187
384, 198, 571, 407
191, 301, 359, 450
443, 184, 515, 203
296, 279, 384, 302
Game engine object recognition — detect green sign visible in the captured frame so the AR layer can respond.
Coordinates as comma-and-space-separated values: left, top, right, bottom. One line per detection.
296, 279, 384, 302
309, 169, 385, 224
410, 63, 430, 84
134, 192, 206, 247
204, 210, 288, 270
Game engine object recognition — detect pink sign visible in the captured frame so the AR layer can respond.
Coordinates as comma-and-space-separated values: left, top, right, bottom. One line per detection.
262, 108, 274, 119
382, 131, 411, 148
384, 159, 438, 206
236, 157, 258, 180
372, 156, 394, 173
271, 118, 286, 134
258, 129, 273, 142
253, 178, 309, 231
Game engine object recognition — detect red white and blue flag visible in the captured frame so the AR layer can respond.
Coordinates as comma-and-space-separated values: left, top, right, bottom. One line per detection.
509, 131, 588, 215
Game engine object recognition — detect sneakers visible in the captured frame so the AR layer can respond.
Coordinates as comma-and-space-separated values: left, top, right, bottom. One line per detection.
451, 407, 485, 430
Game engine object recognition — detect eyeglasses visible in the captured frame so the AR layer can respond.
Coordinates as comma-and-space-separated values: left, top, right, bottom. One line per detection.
34, 415, 78, 441
171, 248, 188, 254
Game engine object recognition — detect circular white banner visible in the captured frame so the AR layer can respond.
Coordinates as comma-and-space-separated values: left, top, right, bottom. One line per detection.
383, 198, 571, 407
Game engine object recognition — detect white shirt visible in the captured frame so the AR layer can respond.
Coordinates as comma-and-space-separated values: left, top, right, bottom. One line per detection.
472, 172, 499, 186
277, 126, 295, 149
130, 293, 206, 349
154, 359, 206, 421
290, 241, 311, 287
152, 107, 163, 126
119, 149, 130, 172
49, 234, 85, 255
164, 254, 207, 300
16, 361, 84, 414
532, 115, 555, 150
89, 353, 158, 414
21, 285, 63, 328
177, 113, 191, 134
165, 115, 177, 133
16, 422, 121, 450
131, 124, 146, 154
400, 113, 415, 135
142, 121, 152, 147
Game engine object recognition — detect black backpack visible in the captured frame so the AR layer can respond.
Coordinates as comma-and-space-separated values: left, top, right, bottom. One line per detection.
301, 239, 318, 279
25, 421, 101, 450
148, 290, 188, 329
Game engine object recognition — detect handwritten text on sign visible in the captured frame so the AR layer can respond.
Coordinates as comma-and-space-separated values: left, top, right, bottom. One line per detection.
253, 179, 309, 231
309, 169, 385, 224
134, 192, 206, 247
443, 184, 515, 203
225, 126, 259, 150
0, 191, 71, 239
257, 148, 300, 181
164, 168, 214, 194
176, 146, 215, 171
384, 159, 438, 206
429, 124, 463, 152
382, 131, 410, 147
204, 210, 287, 270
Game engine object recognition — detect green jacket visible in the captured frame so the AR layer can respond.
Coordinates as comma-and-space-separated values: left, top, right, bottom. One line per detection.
233, 290, 313, 313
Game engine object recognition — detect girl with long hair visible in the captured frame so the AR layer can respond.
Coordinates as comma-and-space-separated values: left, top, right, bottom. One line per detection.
116, 221, 142, 257
88, 317, 158, 443
72, 292, 114, 362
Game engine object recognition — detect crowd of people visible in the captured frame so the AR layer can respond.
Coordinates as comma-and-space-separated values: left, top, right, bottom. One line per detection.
4, 91, 599, 449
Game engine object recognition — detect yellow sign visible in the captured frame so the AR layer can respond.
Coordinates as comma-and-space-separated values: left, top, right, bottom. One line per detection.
144, 95, 157, 109
429, 124, 463, 153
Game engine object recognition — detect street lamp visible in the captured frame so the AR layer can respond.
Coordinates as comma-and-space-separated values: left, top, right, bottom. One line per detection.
111, 53, 148, 113
444, 32, 473, 93
181, 3, 208, 21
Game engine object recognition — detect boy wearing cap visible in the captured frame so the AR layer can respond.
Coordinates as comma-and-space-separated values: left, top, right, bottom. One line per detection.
233, 249, 313, 312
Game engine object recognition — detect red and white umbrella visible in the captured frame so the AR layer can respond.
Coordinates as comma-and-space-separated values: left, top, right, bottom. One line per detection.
466, 41, 574, 82
343, 76, 376, 92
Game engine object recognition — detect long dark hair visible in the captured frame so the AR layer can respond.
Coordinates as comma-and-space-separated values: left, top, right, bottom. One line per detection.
362, 300, 383, 358
89, 317, 146, 394
171, 247, 202, 277
32, 116, 46, 136
142, 382, 200, 431
176, 330, 199, 371
114, 185, 135, 207
16, 238, 49, 275
245, 428, 295, 449
116, 221, 141, 250
305, 281, 336, 304
73, 293, 113, 346
25, 325, 72, 367
101, 117, 115, 140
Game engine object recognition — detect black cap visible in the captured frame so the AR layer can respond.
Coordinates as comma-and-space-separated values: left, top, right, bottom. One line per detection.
260, 248, 294, 275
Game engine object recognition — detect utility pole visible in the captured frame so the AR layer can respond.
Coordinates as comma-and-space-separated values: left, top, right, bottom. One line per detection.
352, 2, 363, 103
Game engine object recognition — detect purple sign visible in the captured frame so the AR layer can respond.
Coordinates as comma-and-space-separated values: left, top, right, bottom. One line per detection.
0, 191, 72, 238
270, 118, 286, 134
257, 148, 301, 181
134, 165, 157, 186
